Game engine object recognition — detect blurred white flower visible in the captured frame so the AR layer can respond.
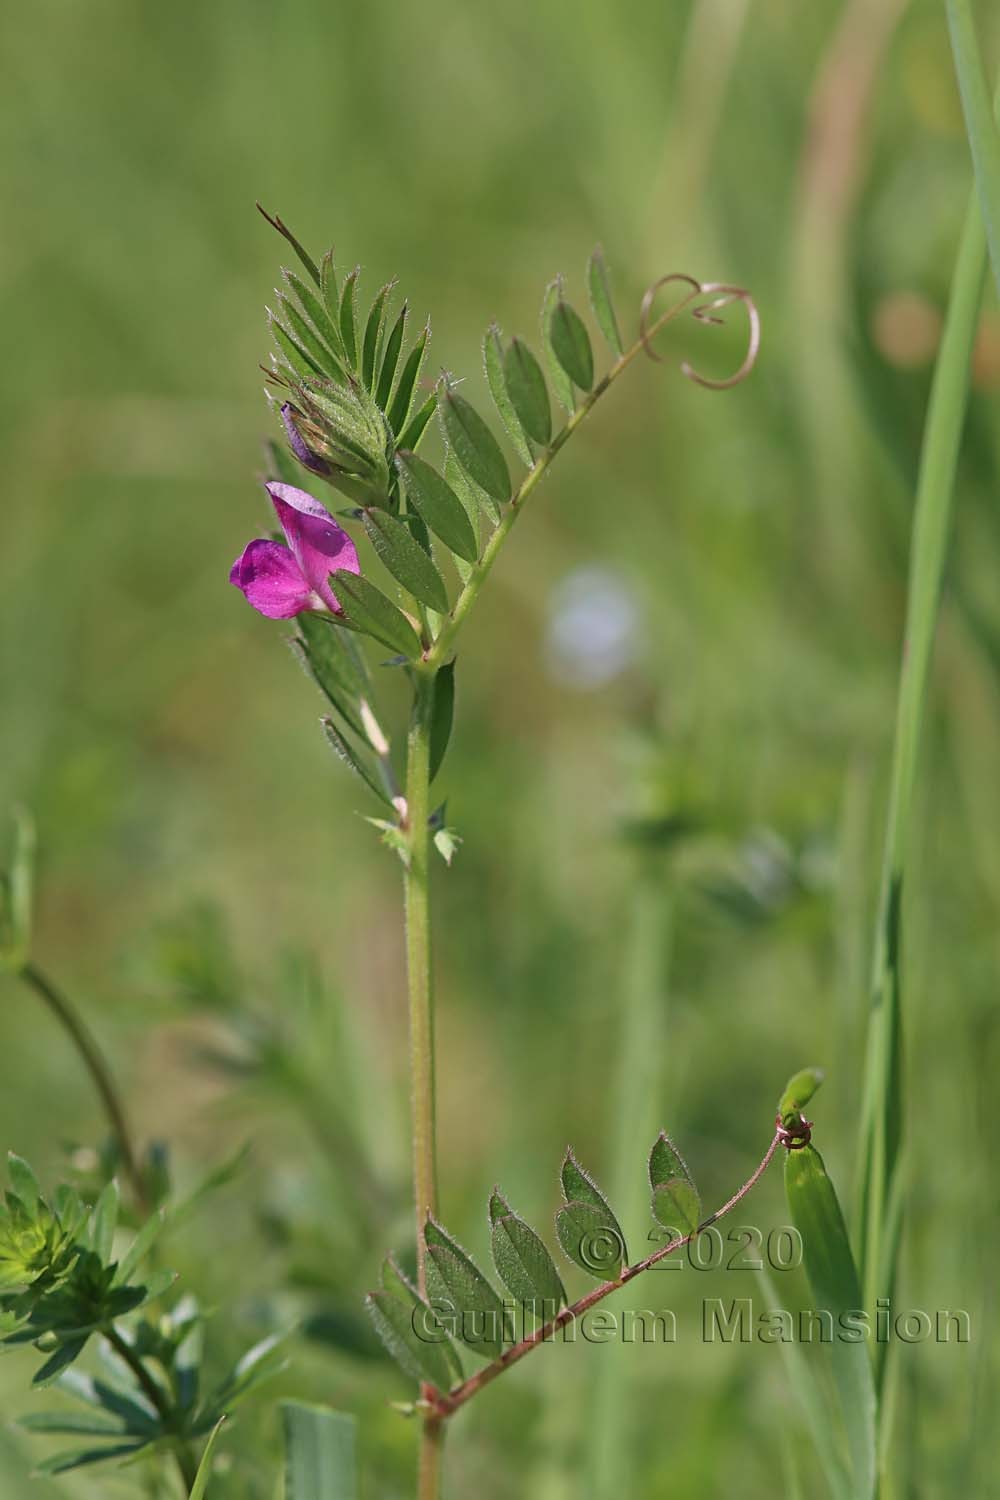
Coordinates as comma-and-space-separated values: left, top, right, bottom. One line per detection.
545, 567, 640, 690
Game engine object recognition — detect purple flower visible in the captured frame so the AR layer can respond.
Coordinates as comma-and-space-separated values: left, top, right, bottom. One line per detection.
229, 482, 360, 619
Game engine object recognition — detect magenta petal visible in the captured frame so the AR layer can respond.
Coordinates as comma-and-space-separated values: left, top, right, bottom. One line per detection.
266, 482, 360, 610
229, 539, 319, 619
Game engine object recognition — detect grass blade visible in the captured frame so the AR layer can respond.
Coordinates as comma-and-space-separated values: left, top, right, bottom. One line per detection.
946, 2, 1000, 295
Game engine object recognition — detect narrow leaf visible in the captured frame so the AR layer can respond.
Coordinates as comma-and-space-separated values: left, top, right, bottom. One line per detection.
270, 314, 325, 382
91, 1180, 120, 1265
541, 278, 576, 412
33, 1337, 90, 1387
396, 451, 478, 563
339, 268, 360, 368
279, 296, 344, 381
397, 391, 437, 454
362, 507, 449, 613
503, 337, 551, 446
387, 322, 430, 436
189, 1416, 226, 1500
376, 302, 408, 410
381, 1256, 463, 1385
293, 612, 368, 741
34, 1441, 147, 1476
283, 268, 344, 362
321, 250, 339, 323
7, 1153, 39, 1211
429, 662, 455, 782
330, 572, 422, 658
321, 719, 391, 806
550, 296, 594, 391
785, 1144, 876, 1500
20, 1411, 129, 1436
484, 325, 533, 465
283, 1402, 356, 1500
946, 0, 1000, 296
424, 1218, 507, 1358
362, 282, 394, 391
257, 205, 321, 286
439, 389, 510, 503
587, 246, 624, 357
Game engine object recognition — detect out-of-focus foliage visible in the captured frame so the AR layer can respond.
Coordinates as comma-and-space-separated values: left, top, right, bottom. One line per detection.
2, 0, 999, 1493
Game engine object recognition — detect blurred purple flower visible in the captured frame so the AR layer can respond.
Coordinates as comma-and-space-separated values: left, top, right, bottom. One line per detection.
230, 482, 360, 619
280, 402, 334, 478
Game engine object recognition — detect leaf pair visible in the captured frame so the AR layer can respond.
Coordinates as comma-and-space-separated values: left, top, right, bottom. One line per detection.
555, 1150, 628, 1279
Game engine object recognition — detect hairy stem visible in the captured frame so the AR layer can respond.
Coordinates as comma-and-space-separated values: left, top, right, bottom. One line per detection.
429, 1131, 781, 1419
104, 1325, 197, 1492
403, 670, 444, 1496
18, 961, 146, 1211
423, 284, 706, 671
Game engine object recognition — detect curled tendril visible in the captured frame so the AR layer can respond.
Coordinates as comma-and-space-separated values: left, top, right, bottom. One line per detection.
776, 1112, 813, 1150
639, 274, 760, 391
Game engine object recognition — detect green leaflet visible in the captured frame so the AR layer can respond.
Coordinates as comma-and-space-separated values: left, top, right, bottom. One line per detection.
361, 506, 449, 613
320, 249, 339, 323
483, 324, 533, 465
648, 1131, 695, 1194
293, 612, 369, 741
282, 1402, 357, 1500
321, 719, 391, 806
283, 268, 344, 363
330, 571, 422, 659
778, 1067, 824, 1128
396, 451, 479, 564
270, 313, 325, 382
503, 337, 551, 446
424, 1217, 507, 1358
388, 322, 430, 437
540, 278, 575, 412
785, 1144, 876, 1500
489, 1189, 565, 1320
555, 1200, 624, 1280
650, 1178, 700, 1237
587, 246, 624, 357
376, 301, 408, 410
439, 388, 510, 503
444, 449, 500, 530
397, 391, 437, 454
89, 1180, 119, 1264
278, 295, 343, 382
429, 661, 455, 782
339, 267, 361, 368
549, 295, 594, 391
362, 281, 395, 391
7, 1153, 39, 1211
33, 1440, 148, 1475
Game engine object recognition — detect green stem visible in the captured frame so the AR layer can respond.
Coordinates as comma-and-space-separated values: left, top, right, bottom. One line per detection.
18, 961, 147, 1211
855, 171, 992, 1351
423, 284, 706, 672
104, 1325, 197, 1493
403, 670, 444, 1498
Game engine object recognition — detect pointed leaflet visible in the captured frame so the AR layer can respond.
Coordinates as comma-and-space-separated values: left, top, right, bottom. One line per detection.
330, 571, 422, 658
397, 391, 437, 454
366, 1255, 462, 1389
550, 295, 594, 391
785, 1144, 876, 1500
649, 1132, 696, 1192
651, 1180, 701, 1237
283, 268, 344, 364
322, 719, 391, 806
503, 337, 551, 446
278, 296, 343, 382
778, 1067, 824, 1129
483, 325, 533, 465
555, 1200, 625, 1279
489, 1189, 565, 1319
556, 1150, 627, 1275
283, 1402, 356, 1500
33, 1441, 149, 1476
388, 322, 430, 437
445, 449, 501, 529
321, 250, 339, 324
7, 1154, 39, 1211
362, 282, 395, 391
424, 1217, 507, 1358
439, 388, 510, 503
541, 278, 575, 412
396, 451, 478, 564
293, 612, 369, 742
270, 312, 326, 383
361, 507, 449, 613
375, 302, 408, 412
587, 246, 624, 357
90, 1181, 119, 1265
339, 268, 360, 369
429, 661, 455, 782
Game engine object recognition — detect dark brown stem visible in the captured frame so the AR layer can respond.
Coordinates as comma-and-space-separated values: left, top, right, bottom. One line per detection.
427, 1132, 781, 1420
19, 961, 147, 1211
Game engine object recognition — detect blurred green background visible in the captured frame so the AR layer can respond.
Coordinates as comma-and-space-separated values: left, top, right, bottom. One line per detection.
2, 0, 999, 1493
